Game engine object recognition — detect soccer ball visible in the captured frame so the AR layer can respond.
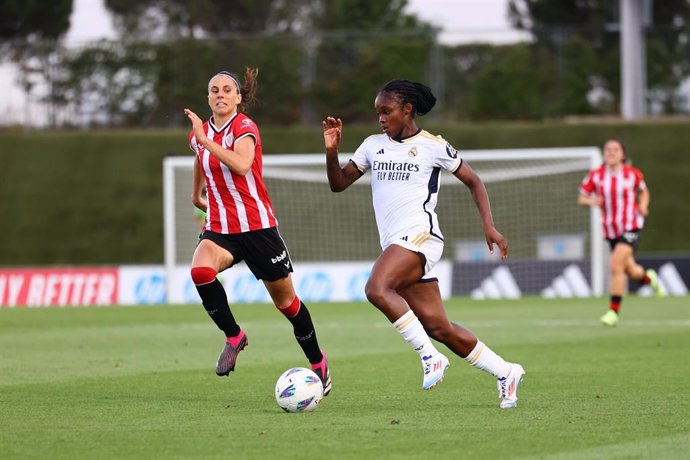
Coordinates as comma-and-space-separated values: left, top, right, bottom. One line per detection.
274, 367, 324, 413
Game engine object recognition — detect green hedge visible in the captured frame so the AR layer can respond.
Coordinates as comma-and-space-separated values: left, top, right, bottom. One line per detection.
1, 120, 689, 265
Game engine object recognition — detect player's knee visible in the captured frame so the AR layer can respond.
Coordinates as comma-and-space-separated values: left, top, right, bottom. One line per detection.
364, 281, 387, 307
276, 295, 301, 318
191, 266, 217, 285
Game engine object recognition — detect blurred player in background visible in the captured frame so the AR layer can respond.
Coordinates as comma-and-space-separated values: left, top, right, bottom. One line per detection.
579, 138, 664, 327
183, 68, 331, 395
322, 79, 524, 409
193, 190, 207, 229
194, 207, 207, 228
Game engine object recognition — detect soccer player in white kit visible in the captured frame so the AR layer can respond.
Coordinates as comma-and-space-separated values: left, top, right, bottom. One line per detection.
323, 79, 525, 408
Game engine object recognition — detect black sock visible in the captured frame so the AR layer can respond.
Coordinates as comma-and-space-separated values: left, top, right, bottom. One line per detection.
286, 302, 323, 364
195, 279, 241, 338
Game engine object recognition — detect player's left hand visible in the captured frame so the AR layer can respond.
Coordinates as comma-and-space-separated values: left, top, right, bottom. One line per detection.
485, 227, 508, 260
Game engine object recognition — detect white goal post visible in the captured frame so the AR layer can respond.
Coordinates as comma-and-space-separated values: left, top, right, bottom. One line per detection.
164, 147, 604, 303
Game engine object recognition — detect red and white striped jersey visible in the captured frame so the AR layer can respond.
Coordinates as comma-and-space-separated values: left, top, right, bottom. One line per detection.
189, 112, 278, 234
579, 164, 646, 240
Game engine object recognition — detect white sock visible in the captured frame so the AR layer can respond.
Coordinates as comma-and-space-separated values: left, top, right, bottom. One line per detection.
392, 310, 440, 359
464, 340, 511, 379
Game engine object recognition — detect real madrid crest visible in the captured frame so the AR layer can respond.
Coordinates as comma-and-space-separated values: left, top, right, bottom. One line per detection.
408, 146, 418, 157
445, 143, 458, 159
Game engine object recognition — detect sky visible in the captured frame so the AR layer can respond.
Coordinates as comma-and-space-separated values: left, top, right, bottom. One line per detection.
1, 0, 527, 125
406, 0, 530, 45
62, 0, 528, 45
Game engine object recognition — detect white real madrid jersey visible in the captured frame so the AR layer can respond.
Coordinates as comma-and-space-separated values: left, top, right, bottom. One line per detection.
350, 129, 463, 249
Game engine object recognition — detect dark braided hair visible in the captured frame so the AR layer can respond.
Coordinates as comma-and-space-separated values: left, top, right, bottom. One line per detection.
378, 79, 437, 116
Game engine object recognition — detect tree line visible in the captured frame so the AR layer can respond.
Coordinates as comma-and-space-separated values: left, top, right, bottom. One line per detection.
2, 0, 689, 127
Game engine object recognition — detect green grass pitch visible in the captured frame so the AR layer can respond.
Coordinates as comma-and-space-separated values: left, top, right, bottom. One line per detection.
1, 296, 689, 459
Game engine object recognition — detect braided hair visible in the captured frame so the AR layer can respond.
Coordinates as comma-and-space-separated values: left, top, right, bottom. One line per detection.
378, 79, 437, 116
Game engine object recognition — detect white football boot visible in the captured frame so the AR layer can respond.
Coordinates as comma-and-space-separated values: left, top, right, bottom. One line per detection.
422, 353, 450, 390
497, 363, 525, 409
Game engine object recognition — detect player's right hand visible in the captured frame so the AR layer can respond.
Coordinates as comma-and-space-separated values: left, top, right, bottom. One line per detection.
589, 194, 603, 207
322, 116, 343, 150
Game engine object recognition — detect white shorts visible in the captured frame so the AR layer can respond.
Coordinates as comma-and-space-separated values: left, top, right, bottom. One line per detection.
387, 229, 444, 279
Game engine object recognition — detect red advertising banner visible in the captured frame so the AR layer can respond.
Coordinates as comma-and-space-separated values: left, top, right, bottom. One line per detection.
0, 267, 119, 307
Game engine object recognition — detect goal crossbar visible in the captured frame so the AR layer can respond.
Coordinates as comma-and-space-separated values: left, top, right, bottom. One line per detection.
163, 147, 604, 302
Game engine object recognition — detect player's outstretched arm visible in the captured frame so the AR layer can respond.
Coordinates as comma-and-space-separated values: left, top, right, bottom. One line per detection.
454, 160, 508, 260
323, 116, 361, 192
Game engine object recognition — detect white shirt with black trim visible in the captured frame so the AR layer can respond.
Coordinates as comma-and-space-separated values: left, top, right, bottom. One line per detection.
350, 129, 463, 249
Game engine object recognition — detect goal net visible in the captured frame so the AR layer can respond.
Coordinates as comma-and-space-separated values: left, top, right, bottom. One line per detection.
164, 147, 604, 303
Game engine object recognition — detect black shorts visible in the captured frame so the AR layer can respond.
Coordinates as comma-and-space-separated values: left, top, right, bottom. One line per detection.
199, 227, 293, 281
607, 229, 642, 252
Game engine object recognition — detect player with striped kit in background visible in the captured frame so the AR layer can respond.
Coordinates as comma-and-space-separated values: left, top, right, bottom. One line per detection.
183, 68, 331, 394
579, 138, 664, 327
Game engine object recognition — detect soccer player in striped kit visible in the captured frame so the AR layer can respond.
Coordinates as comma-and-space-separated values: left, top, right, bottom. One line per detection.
183, 68, 331, 395
322, 79, 525, 409
579, 138, 664, 327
